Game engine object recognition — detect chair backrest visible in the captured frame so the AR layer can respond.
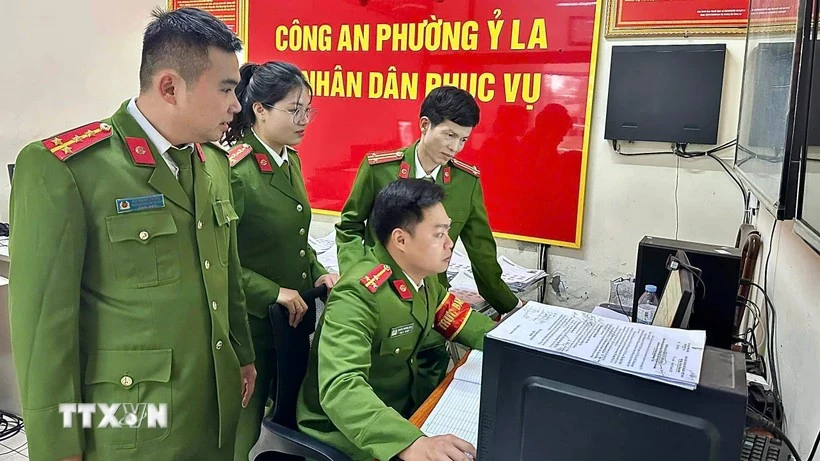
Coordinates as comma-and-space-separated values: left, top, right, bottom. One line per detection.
268, 285, 328, 430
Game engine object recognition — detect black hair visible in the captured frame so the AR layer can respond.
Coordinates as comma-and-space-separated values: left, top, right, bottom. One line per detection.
223, 61, 313, 145
371, 179, 446, 246
419, 86, 480, 128
139, 7, 243, 92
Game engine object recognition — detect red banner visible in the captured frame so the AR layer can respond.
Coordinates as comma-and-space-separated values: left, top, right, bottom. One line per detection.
607, 0, 798, 36
169, 0, 245, 39
246, 0, 600, 247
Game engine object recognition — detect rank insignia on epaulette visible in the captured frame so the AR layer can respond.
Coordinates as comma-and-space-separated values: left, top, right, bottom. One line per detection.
443, 166, 452, 184
254, 154, 273, 173
42, 122, 113, 161
398, 161, 410, 179
367, 150, 403, 165
393, 280, 412, 300
125, 137, 155, 166
434, 292, 472, 340
451, 158, 480, 177
360, 263, 392, 293
228, 143, 253, 167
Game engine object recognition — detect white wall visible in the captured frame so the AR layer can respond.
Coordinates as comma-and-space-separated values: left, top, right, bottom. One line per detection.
753, 211, 820, 454
0, 0, 164, 221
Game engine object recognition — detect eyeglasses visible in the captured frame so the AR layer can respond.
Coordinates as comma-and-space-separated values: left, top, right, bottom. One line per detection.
266, 104, 318, 124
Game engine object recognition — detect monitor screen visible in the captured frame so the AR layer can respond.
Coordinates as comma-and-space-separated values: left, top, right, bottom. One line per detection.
605, 44, 726, 145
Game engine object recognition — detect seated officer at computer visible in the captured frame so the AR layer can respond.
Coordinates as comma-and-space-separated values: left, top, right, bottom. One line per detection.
296, 179, 495, 461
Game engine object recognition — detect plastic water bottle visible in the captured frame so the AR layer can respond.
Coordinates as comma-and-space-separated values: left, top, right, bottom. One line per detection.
636, 285, 659, 324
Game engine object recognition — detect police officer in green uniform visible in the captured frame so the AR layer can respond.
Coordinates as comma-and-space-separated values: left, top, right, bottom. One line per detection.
8, 8, 256, 461
298, 179, 495, 461
335, 86, 521, 400
223, 61, 339, 460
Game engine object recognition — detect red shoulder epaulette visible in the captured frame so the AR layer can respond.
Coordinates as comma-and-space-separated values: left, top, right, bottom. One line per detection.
450, 158, 480, 177
228, 143, 253, 167
367, 150, 403, 166
42, 122, 113, 161
360, 263, 393, 293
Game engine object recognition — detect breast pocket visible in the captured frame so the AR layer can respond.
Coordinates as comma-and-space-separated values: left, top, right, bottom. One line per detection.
212, 199, 239, 267
105, 210, 181, 287
82, 349, 173, 449
379, 332, 418, 361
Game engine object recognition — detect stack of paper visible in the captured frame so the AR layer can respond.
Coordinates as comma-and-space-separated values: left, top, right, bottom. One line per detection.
308, 233, 335, 254
445, 250, 473, 280
497, 255, 548, 291
420, 351, 484, 445
487, 302, 706, 390
447, 271, 486, 305
446, 250, 547, 293
309, 232, 339, 274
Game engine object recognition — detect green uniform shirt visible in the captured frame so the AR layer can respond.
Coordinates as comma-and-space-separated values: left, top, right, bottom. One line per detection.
229, 133, 328, 349
335, 141, 519, 313
8, 101, 254, 461
296, 243, 495, 461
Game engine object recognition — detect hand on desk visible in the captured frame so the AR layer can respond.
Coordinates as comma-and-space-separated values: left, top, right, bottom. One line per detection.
398, 434, 476, 461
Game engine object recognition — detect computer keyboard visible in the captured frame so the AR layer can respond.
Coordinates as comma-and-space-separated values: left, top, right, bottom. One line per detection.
740, 430, 791, 461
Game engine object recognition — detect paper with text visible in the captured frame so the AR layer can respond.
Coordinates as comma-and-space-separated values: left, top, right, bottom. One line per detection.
420, 351, 483, 445
487, 302, 706, 390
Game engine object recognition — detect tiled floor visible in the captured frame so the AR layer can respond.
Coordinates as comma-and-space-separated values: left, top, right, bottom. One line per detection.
0, 428, 27, 460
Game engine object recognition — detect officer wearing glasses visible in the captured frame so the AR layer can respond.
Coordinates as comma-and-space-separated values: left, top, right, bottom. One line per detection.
222, 60, 339, 461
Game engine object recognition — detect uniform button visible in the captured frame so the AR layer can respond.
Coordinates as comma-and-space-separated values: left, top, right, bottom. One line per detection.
299, 228, 306, 236
211, 301, 218, 311
394, 348, 401, 355
216, 341, 223, 350
197, 220, 203, 230
296, 204, 303, 212
204, 260, 210, 270
120, 375, 133, 387
299, 250, 306, 257
302, 272, 307, 279
410, 358, 414, 364
139, 231, 149, 241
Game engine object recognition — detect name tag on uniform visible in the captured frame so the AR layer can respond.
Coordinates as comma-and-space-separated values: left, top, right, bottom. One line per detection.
390, 323, 415, 338
116, 194, 165, 214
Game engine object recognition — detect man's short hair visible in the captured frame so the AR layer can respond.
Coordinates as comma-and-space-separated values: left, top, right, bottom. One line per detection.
371, 179, 446, 246
420, 86, 480, 128
139, 7, 243, 92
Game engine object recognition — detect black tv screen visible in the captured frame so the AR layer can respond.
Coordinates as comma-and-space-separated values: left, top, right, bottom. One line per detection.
604, 44, 727, 145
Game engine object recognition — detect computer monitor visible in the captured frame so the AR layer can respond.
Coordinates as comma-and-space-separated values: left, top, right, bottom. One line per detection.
652, 250, 696, 329
604, 44, 726, 145
478, 323, 748, 460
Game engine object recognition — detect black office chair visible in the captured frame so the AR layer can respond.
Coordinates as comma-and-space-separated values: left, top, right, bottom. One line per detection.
249, 285, 352, 461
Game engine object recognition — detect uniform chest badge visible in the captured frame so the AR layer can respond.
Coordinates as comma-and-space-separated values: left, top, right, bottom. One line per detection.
390, 323, 415, 337
116, 194, 166, 214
